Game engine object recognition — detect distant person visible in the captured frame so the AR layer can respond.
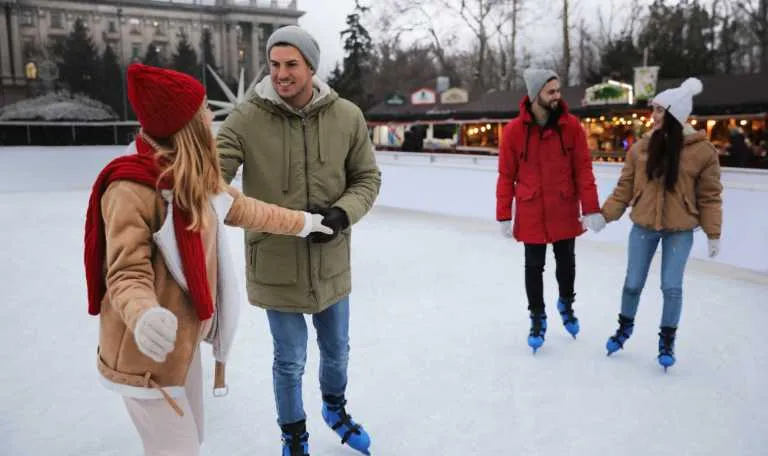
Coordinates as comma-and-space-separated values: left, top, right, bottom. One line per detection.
402, 127, 416, 151
600, 78, 723, 370
402, 125, 424, 152
495, 68, 603, 353
84, 63, 332, 456
727, 127, 751, 168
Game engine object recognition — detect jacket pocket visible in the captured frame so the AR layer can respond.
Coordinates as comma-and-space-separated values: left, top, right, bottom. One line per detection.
683, 196, 700, 215
516, 185, 538, 202
248, 237, 298, 285
629, 189, 644, 207
320, 231, 350, 279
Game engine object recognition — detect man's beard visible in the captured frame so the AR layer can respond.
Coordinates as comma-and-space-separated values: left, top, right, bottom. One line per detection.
537, 97, 559, 113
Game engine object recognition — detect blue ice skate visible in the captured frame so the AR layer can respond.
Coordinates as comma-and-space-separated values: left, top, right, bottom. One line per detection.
658, 326, 677, 372
606, 314, 635, 355
528, 312, 547, 353
322, 395, 371, 455
280, 420, 309, 456
556, 297, 580, 338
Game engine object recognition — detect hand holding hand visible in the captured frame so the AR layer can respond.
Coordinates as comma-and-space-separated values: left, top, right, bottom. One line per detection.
307, 207, 350, 243
708, 238, 720, 258
499, 220, 513, 238
300, 212, 334, 236
134, 307, 178, 363
581, 213, 607, 233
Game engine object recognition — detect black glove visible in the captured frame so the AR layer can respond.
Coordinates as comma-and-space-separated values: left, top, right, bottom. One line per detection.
307, 207, 350, 244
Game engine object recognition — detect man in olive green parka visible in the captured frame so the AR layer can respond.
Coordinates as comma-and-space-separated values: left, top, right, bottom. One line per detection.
216, 25, 380, 456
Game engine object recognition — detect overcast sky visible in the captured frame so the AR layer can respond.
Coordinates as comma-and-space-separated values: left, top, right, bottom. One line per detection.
297, 0, 643, 79
297, 0, 358, 78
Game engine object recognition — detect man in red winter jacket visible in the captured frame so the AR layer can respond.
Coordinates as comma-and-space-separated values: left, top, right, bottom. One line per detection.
495, 68, 606, 353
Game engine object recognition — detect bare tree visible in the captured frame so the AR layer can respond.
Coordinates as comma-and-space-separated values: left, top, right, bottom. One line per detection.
562, 0, 571, 85
372, 0, 508, 94
592, 0, 645, 47
371, 1, 461, 83
578, 18, 588, 84
436, 0, 507, 93
492, 0, 524, 91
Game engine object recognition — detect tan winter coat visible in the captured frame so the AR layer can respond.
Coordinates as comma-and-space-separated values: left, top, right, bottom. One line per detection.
601, 129, 723, 239
97, 181, 305, 396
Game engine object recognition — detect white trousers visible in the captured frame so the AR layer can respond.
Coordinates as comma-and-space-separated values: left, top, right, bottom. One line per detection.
123, 349, 204, 456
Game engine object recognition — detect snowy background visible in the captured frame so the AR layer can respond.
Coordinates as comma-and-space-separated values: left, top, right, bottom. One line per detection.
1, 146, 767, 456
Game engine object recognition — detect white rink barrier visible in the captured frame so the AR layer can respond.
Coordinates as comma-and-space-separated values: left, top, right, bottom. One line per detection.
375, 150, 768, 275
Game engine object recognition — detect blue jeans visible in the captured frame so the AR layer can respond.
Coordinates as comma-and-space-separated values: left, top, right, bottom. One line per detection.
621, 224, 693, 328
266, 297, 350, 425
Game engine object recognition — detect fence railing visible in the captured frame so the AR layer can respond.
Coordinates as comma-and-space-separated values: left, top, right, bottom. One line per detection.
0, 121, 141, 146
0, 121, 232, 146
2, 122, 766, 171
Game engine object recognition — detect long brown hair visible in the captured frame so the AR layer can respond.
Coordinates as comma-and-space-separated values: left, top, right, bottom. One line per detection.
140, 106, 225, 231
646, 110, 684, 192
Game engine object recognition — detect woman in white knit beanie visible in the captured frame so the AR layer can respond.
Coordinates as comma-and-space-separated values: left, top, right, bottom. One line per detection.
599, 77, 723, 371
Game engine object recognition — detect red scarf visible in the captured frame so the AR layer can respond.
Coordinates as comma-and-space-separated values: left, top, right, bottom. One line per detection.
84, 137, 214, 320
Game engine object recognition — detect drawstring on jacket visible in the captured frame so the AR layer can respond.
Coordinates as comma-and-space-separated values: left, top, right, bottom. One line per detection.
317, 110, 327, 164
522, 124, 532, 161
142, 372, 185, 417
281, 116, 290, 193
522, 124, 568, 161
556, 127, 568, 157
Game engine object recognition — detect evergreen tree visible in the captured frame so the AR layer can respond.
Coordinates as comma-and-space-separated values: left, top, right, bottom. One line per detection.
200, 27, 217, 73
200, 27, 225, 101
173, 31, 199, 77
588, 34, 643, 83
683, 2, 716, 76
738, 0, 768, 73
142, 42, 164, 67
100, 45, 125, 119
60, 18, 101, 97
326, 63, 344, 89
638, 1, 687, 78
718, 13, 745, 74
328, 1, 374, 109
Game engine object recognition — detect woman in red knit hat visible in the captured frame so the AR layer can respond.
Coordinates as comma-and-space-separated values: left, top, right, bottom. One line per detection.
84, 63, 333, 455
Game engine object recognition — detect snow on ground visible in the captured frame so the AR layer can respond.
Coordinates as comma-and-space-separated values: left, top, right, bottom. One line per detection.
1, 146, 766, 456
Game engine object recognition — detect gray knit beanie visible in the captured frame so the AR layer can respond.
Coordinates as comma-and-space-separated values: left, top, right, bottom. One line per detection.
266, 25, 320, 72
523, 68, 559, 101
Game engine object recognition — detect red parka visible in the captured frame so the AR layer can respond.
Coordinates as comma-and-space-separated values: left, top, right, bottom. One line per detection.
496, 98, 600, 244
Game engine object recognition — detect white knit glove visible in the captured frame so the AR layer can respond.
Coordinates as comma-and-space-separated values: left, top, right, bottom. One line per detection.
296, 212, 334, 238
581, 213, 607, 233
708, 239, 720, 258
134, 307, 178, 363
499, 220, 513, 238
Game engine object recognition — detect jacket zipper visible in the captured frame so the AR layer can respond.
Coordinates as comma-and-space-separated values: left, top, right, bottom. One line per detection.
301, 116, 318, 305
538, 128, 552, 242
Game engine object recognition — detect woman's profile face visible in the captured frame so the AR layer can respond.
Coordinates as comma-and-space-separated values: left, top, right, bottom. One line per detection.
203, 101, 214, 127
651, 104, 665, 130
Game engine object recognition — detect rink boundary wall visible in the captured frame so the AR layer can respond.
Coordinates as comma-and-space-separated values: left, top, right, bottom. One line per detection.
0, 143, 765, 274
374, 150, 768, 275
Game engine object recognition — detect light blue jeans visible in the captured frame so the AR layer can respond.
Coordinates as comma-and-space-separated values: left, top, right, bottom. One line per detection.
266, 297, 350, 425
621, 224, 694, 328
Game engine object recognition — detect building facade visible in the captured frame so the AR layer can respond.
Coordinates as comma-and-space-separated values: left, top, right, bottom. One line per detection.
0, 0, 303, 103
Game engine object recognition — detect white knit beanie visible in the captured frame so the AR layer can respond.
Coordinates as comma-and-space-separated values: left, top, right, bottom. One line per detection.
651, 77, 703, 126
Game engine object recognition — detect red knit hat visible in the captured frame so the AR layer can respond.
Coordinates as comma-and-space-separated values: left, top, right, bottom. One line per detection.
127, 63, 205, 138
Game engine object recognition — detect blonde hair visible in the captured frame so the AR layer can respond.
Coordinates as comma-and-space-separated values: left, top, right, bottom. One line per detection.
140, 106, 225, 232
